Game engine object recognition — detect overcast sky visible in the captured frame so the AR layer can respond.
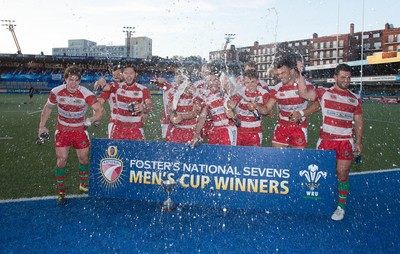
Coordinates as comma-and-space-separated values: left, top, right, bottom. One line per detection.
0, 0, 398, 59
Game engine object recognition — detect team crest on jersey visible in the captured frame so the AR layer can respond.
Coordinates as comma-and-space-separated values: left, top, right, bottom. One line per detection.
99, 146, 124, 187
330, 94, 337, 100
73, 99, 83, 105
348, 98, 356, 104
299, 164, 327, 200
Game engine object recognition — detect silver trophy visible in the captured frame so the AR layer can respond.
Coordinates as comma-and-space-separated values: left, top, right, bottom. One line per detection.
161, 179, 176, 211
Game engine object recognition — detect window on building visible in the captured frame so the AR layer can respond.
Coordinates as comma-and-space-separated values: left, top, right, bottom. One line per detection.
388, 35, 394, 43
339, 49, 343, 57
388, 46, 393, 51
295, 42, 299, 46
332, 41, 337, 48
339, 40, 344, 47
326, 51, 330, 58
363, 34, 369, 39
302, 41, 308, 46
313, 43, 318, 49
397, 34, 400, 42
314, 52, 318, 59
374, 42, 382, 49
326, 41, 331, 48
320, 42, 324, 49
373, 33, 380, 38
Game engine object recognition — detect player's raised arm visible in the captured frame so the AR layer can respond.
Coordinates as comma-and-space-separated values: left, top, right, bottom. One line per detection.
297, 71, 316, 101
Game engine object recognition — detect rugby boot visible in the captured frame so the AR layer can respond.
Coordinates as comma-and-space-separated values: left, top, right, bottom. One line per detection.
57, 192, 67, 205
79, 183, 89, 194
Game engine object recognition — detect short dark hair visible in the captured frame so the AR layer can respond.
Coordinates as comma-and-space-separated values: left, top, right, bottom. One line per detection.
277, 57, 296, 69
334, 64, 351, 75
244, 60, 256, 69
112, 65, 123, 71
64, 65, 81, 80
123, 65, 137, 73
243, 69, 258, 79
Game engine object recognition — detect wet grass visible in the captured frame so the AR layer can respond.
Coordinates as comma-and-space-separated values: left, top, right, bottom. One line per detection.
0, 94, 399, 199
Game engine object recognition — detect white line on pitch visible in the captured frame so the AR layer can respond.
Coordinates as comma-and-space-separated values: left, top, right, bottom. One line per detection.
0, 194, 88, 204
364, 118, 400, 125
26, 110, 42, 115
350, 168, 400, 175
0, 137, 13, 140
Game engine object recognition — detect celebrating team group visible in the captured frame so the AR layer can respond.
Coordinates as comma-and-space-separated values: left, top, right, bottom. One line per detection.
38, 55, 364, 221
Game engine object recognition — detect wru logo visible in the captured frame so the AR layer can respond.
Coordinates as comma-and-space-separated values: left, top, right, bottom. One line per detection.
299, 164, 327, 198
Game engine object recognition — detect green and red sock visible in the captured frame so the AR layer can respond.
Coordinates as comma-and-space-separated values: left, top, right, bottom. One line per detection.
78, 163, 89, 188
55, 166, 67, 194
337, 180, 349, 210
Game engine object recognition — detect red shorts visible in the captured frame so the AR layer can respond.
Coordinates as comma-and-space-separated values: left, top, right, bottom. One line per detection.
166, 126, 194, 144
110, 125, 144, 140
208, 126, 237, 146
272, 124, 307, 148
55, 130, 90, 149
317, 139, 354, 160
237, 131, 262, 147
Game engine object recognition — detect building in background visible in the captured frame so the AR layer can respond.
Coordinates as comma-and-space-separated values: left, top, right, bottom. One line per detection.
209, 22, 400, 85
52, 37, 152, 59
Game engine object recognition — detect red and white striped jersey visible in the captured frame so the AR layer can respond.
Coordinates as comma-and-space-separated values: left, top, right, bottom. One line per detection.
48, 84, 97, 131
203, 89, 235, 128
316, 87, 362, 140
168, 88, 200, 129
269, 81, 314, 128
234, 86, 270, 133
109, 82, 151, 128
193, 79, 210, 103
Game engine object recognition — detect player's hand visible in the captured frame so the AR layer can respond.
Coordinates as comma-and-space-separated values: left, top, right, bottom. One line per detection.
170, 114, 182, 124
38, 127, 49, 138
289, 111, 302, 123
225, 107, 235, 119
94, 77, 107, 90
248, 101, 257, 111
93, 120, 101, 127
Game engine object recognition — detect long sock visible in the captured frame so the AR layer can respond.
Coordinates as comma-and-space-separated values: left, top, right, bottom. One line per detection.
55, 167, 67, 194
338, 180, 349, 210
78, 163, 89, 188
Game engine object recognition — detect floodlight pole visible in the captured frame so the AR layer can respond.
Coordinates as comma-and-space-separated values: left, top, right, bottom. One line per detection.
1, 20, 22, 54
123, 26, 135, 58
